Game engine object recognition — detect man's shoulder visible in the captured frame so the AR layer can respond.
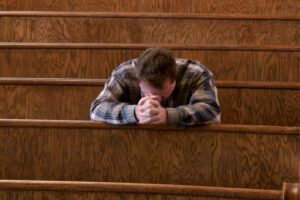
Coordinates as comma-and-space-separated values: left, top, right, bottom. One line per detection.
175, 58, 212, 76
112, 58, 138, 79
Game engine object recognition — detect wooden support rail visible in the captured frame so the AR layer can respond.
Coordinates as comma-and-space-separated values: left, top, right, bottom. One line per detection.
0, 11, 299, 20
1, 42, 299, 51
0, 119, 298, 189
0, 180, 295, 200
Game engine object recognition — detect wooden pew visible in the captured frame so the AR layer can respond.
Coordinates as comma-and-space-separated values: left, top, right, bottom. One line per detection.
0, 78, 299, 126
1, 180, 296, 200
1, 2, 298, 200
0, 119, 298, 189
0, 44, 299, 82
283, 182, 300, 200
0, 0, 298, 15
0, 12, 298, 44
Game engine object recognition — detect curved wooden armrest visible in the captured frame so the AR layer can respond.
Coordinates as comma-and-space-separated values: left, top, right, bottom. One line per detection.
283, 182, 299, 200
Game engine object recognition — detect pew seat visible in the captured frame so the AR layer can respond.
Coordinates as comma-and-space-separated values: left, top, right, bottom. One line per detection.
0, 119, 298, 189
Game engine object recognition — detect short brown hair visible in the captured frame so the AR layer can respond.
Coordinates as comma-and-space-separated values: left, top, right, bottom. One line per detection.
136, 47, 177, 88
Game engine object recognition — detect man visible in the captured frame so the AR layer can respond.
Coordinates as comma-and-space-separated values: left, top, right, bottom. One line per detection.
90, 47, 221, 127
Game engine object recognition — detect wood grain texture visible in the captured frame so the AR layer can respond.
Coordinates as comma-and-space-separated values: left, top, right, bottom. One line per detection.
0, 180, 284, 199
0, 82, 299, 126
0, 11, 299, 20
0, 84, 98, 120
1, 119, 298, 134
283, 182, 300, 200
218, 88, 300, 126
0, 48, 299, 82
0, 0, 298, 16
0, 124, 298, 189
1, 42, 298, 51
0, 191, 270, 200
0, 17, 298, 45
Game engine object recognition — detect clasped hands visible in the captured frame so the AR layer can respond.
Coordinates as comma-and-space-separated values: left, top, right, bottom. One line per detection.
135, 95, 167, 124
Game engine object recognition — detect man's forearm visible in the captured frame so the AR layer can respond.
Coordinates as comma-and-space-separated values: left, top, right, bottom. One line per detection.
90, 101, 137, 124
166, 102, 221, 127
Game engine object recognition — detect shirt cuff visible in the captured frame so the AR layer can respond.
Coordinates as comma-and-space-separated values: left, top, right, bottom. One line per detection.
124, 105, 138, 124
166, 108, 181, 125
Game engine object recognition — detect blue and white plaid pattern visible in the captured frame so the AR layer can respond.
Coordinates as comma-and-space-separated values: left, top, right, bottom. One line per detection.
90, 58, 221, 127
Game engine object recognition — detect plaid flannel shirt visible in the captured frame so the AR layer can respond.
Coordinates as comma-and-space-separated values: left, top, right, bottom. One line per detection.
90, 58, 221, 127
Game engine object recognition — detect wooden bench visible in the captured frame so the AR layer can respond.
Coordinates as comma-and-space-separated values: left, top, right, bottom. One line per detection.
0, 119, 298, 189
0, 43, 299, 82
0, 12, 298, 44
1, 0, 298, 15
0, 78, 299, 126
1, 180, 297, 200
0, 2, 298, 198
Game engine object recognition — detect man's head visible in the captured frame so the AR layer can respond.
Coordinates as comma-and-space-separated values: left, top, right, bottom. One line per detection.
136, 47, 177, 101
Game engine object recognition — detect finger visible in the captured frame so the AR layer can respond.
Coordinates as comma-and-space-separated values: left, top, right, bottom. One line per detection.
147, 108, 167, 124
147, 115, 162, 124
138, 117, 152, 124
140, 112, 164, 124
138, 96, 150, 106
149, 95, 162, 102
139, 101, 158, 112
140, 108, 159, 118
138, 110, 159, 124
143, 99, 160, 108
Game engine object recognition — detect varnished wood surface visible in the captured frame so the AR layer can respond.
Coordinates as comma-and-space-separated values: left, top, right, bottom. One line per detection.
0, 79, 299, 125
0, 180, 284, 200
0, 192, 249, 200
0, 17, 298, 44
0, 119, 299, 135
0, 47, 299, 82
218, 88, 299, 126
0, 78, 299, 89
0, 78, 103, 86
283, 182, 300, 200
0, 0, 298, 16
0, 123, 298, 189
0, 11, 299, 20
0, 84, 97, 120
1, 42, 299, 51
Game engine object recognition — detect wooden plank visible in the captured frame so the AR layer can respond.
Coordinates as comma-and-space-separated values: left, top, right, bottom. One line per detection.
0, 180, 284, 200
218, 88, 299, 126
0, 79, 298, 125
0, 120, 298, 189
0, 47, 299, 82
0, 79, 299, 126
0, 119, 298, 134
0, 16, 298, 45
0, 0, 298, 16
0, 11, 299, 20
1, 42, 299, 51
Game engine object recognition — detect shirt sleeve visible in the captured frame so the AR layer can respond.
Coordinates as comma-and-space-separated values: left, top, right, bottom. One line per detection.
90, 74, 138, 124
166, 72, 221, 127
